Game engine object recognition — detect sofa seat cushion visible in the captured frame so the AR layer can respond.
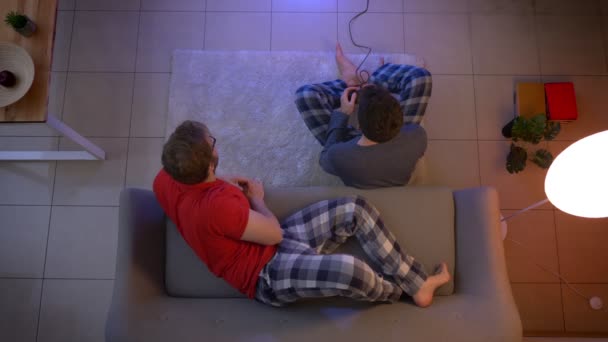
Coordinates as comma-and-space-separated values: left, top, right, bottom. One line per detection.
165, 186, 455, 298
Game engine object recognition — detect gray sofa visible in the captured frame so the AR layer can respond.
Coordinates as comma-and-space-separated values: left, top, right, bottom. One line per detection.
106, 186, 522, 342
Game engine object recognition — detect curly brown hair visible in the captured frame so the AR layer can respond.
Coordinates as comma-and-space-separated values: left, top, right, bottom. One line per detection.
357, 85, 403, 143
161, 120, 213, 184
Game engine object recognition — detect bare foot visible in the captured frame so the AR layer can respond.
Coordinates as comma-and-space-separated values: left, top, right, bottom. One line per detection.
336, 43, 360, 86
416, 56, 428, 69
412, 263, 451, 308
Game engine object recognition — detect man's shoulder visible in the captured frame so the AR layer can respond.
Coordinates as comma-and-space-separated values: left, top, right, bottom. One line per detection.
179, 181, 247, 229
152, 168, 168, 189
325, 138, 359, 153
152, 169, 174, 207
399, 124, 427, 139
397, 125, 428, 151
320, 139, 358, 168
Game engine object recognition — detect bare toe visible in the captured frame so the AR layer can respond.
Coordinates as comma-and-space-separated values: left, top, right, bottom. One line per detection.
336, 42, 344, 56
412, 263, 451, 308
435, 263, 451, 282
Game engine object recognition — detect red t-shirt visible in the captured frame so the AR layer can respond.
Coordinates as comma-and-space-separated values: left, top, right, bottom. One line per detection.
153, 169, 277, 298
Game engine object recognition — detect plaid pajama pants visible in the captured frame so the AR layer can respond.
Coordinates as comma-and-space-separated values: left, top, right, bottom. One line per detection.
254, 196, 428, 307
295, 64, 433, 145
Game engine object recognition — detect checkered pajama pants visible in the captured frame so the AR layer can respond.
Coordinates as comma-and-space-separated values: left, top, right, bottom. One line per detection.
255, 196, 428, 307
294, 64, 433, 145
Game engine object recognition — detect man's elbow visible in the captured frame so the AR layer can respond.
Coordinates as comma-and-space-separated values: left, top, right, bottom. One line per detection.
258, 220, 282, 246
271, 233, 283, 245
261, 229, 282, 246
270, 222, 283, 245
319, 151, 336, 175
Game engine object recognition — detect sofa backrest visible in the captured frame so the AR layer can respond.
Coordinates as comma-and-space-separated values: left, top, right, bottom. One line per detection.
165, 186, 455, 298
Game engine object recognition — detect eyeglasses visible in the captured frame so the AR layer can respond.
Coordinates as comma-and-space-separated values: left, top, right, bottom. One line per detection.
208, 135, 217, 149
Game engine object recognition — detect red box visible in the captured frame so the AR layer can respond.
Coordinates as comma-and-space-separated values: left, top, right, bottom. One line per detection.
544, 82, 578, 121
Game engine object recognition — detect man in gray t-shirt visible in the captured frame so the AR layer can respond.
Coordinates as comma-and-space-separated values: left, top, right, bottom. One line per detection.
295, 44, 432, 189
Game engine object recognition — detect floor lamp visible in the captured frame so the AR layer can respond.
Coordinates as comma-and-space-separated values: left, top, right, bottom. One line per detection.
501, 130, 608, 311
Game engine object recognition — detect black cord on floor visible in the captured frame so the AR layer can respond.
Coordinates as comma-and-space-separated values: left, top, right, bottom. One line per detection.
348, 0, 372, 85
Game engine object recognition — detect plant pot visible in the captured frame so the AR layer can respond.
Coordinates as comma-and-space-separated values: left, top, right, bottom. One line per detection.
14, 17, 36, 37
501, 117, 516, 138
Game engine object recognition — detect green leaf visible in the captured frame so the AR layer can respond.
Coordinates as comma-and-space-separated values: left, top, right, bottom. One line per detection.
531, 149, 554, 169
510, 114, 546, 144
510, 117, 524, 142
527, 115, 547, 143
506, 143, 528, 174
4, 11, 27, 29
543, 121, 561, 141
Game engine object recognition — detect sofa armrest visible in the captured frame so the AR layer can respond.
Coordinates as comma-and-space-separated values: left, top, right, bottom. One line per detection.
106, 188, 167, 341
453, 186, 522, 337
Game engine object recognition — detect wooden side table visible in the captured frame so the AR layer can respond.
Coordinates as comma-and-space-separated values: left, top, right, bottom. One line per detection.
0, 0, 105, 160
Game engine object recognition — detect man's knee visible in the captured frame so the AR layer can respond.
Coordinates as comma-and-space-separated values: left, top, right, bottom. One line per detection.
412, 66, 432, 81
295, 84, 317, 99
334, 196, 379, 221
342, 195, 381, 224
348, 257, 383, 298
345, 195, 373, 211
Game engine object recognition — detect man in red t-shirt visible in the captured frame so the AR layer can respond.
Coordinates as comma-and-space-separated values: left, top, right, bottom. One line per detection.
154, 120, 450, 307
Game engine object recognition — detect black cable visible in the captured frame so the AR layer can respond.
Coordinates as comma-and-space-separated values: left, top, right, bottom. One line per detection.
348, 0, 372, 85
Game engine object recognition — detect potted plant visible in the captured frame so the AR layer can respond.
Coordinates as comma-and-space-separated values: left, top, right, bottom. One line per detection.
4, 11, 36, 37
502, 114, 561, 174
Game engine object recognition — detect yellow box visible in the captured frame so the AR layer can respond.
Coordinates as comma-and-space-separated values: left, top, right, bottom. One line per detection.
515, 82, 546, 118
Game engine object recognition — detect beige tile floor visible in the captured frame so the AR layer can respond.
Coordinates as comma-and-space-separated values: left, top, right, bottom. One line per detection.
1, 0, 608, 340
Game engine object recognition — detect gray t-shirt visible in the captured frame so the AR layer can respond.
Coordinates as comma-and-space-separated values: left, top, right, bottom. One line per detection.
319, 110, 427, 189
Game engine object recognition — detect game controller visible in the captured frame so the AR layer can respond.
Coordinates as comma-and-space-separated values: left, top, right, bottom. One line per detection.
347, 87, 360, 103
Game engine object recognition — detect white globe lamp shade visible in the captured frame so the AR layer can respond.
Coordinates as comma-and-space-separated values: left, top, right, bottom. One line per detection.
545, 130, 608, 218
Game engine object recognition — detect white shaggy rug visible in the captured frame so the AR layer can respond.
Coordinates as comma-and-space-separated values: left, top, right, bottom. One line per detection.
167, 50, 424, 187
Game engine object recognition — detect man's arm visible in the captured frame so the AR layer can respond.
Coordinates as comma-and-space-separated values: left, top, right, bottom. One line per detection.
241, 208, 281, 246
324, 110, 352, 148
319, 110, 350, 175
235, 178, 283, 246
217, 175, 247, 190
319, 87, 360, 175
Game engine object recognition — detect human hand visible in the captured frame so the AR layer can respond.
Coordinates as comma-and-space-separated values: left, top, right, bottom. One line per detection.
219, 175, 244, 189
234, 177, 264, 201
339, 86, 359, 115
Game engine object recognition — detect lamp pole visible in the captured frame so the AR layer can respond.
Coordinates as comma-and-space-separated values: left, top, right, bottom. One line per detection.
500, 198, 550, 222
